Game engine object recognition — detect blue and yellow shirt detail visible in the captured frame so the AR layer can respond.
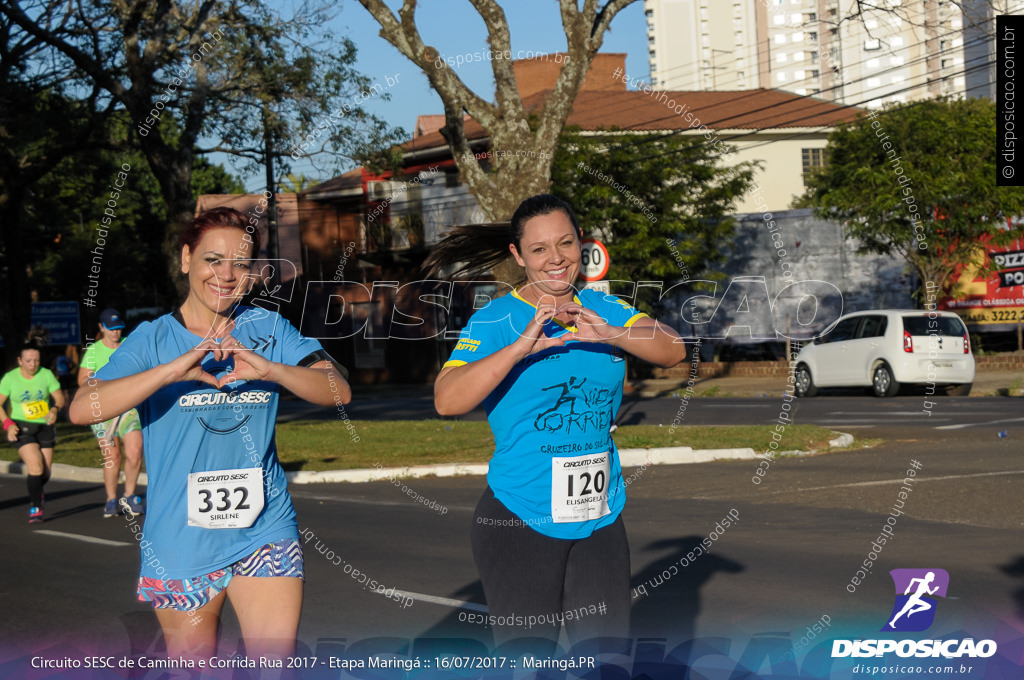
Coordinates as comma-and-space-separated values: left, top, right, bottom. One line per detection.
444, 287, 648, 539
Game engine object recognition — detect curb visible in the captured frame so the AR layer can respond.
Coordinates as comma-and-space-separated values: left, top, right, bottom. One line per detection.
0, 433, 852, 486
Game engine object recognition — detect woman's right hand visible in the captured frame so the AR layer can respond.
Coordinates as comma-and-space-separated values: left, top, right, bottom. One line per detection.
512, 303, 567, 359
5, 423, 18, 442
166, 338, 226, 389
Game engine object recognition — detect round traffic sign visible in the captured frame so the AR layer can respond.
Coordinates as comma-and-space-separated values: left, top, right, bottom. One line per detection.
579, 239, 610, 282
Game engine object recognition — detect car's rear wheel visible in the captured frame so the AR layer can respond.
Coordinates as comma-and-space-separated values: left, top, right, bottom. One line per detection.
872, 363, 900, 397
794, 364, 818, 397
946, 383, 972, 396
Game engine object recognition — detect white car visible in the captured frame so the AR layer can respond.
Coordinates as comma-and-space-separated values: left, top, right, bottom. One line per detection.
793, 309, 975, 397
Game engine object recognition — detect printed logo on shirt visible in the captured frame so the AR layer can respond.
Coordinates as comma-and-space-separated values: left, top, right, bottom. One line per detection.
454, 338, 480, 352
533, 376, 615, 434
250, 335, 276, 352
198, 413, 252, 435
178, 391, 273, 407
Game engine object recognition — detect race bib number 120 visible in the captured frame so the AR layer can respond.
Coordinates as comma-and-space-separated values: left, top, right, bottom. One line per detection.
551, 452, 611, 524
187, 468, 264, 529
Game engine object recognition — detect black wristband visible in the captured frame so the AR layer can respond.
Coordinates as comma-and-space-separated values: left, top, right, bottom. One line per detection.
299, 350, 349, 379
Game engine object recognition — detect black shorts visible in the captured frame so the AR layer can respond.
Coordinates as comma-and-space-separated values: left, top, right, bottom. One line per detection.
12, 421, 57, 449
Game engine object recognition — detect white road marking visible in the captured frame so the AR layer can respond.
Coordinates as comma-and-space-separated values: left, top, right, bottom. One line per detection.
935, 417, 1024, 430
385, 589, 487, 612
34, 530, 132, 547
296, 494, 473, 512
806, 418, 952, 424
759, 470, 1024, 496
827, 411, 938, 416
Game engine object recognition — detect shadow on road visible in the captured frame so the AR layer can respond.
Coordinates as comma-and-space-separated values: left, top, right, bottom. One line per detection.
412, 580, 492, 645
0, 482, 103, 512
630, 535, 745, 642
1000, 555, 1024, 621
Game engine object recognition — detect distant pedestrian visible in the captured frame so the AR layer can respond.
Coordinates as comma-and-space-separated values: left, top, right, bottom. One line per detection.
1, 343, 64, 523
79, 308, 144, 517
52, 344, 80, 418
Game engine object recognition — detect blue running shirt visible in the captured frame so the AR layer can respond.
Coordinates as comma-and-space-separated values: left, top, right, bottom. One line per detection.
445, 288, 647, 539
96, 307, 322, 579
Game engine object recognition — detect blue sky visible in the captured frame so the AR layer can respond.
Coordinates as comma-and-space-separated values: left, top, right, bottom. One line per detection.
238, 0, 649, 191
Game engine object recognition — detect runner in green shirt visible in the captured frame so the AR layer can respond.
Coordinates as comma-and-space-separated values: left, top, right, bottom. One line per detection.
1, 343, 64, 523
79, 308, 144, 517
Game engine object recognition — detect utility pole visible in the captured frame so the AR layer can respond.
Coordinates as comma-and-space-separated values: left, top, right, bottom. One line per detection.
262, 104, 279, 264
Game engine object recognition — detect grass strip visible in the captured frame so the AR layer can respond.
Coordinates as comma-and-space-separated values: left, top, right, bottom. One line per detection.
1, 421, 841, 473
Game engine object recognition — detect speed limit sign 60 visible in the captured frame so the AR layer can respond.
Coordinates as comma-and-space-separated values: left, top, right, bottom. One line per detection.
579, 238, 610, 282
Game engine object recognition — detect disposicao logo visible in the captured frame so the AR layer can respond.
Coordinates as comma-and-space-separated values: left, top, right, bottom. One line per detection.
832, 569, 998, 659
882, 568, 949, 632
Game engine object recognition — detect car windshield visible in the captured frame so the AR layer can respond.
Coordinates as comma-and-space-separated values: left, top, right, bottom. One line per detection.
902, 316, 965, 336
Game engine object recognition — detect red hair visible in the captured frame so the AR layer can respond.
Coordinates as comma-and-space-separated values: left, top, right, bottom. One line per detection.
180, 207, 262, 256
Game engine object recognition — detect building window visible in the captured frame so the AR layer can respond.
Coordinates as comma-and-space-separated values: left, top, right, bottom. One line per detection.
808, 31, 818, 42
802, 148, 826, 183
807, 12, 817, 21
810, 69, 819, 78
645, 8, 653, 17
649, 36, 655, 44
810, 50, 819, 63
864, 38, 881, 50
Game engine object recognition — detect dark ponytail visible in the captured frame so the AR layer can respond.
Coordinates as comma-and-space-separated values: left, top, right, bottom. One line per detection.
421, 222, 513, 279
422, 194, 583, 279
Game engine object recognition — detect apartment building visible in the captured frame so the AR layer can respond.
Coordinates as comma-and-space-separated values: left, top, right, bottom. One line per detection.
645, 0, 1022, 106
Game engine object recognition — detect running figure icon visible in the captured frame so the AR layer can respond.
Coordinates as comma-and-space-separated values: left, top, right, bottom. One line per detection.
888, 571, 939, 628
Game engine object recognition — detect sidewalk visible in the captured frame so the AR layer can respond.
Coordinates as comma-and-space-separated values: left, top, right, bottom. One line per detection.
0, 432, 855, 485
627, 368, 1024, 398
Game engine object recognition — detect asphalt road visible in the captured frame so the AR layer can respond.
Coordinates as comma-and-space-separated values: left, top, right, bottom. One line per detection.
283, 390, 1024, 434
1, 395, 1022, 678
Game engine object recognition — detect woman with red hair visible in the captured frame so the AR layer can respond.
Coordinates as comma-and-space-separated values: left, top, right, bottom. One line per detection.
70, 207, 350, 661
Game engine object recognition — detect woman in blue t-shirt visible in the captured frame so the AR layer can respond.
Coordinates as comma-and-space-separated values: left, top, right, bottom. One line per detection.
425, 194, 685, 646
69, 207, 351, 661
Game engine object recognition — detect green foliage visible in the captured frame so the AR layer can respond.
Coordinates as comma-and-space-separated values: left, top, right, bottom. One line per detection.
191, 157, 246, 198
24, 109, 244, 314
551, 129, 758, 313
798, 98, 1024, 298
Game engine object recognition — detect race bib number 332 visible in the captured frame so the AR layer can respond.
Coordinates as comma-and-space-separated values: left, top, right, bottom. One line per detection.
187, 468, 264, 529
551, 452, 611, 524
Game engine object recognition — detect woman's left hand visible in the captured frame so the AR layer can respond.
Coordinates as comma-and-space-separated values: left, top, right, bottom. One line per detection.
213, 334, 275, 386
45, 410, 58, 425
557, 304, 622, 343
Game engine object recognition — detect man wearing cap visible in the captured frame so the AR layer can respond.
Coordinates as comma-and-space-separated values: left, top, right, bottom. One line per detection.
79, 308, 145, 517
